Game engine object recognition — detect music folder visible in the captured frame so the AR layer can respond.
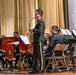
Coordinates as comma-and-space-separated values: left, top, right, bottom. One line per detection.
60, 28, 74, 39
72, 30, 76, 38
60, 28, 68, 35
9, 41, 19, 45
65, 29, 74, 39
19, 35, 30, 45
19, 35, 30, 53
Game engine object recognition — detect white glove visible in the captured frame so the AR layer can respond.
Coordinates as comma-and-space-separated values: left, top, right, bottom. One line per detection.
43, 46, 48, 50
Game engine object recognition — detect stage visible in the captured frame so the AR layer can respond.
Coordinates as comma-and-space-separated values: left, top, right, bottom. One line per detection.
0, 70, 76, 75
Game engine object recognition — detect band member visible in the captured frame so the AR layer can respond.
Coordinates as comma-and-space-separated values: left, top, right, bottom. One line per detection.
43, 33, 50, 50
58, 29, 68, 44
47, 25, 68, 53
5, 32, 19, 71
44, 33, 50, 46
13, 32, 20, 69
44, 25, 69, 71
0, 50, 5, 70
29, 8, 45, 74
0, 35, 6, 70
43, 33, 50, 56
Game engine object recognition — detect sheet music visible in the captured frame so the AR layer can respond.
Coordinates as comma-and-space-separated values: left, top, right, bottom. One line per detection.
9, 41, 19, 45
60, 29, 68, 35
19, 35, 30, 44
72, 30, 76, 36
65, 29, 72, 35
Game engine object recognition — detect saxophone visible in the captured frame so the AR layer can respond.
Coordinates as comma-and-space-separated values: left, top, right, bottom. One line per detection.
29, 18, 35, 43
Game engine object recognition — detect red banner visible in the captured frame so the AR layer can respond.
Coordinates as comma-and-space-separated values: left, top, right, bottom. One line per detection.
27, 44, 33, 54
19, 38, 33, 54
2, 37, 16, 52
2, 37, 16, 60
19, 38, 26, 53
6, 44, 15, 61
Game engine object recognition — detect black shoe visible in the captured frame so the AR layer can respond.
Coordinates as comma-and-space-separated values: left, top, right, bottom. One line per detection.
8, 67, 11, 70
28, 70, 40, 74
28, 71, 35, 74
15, 66, 18, 69
11, 69, 13, 72
46, 69, 51, 72
8, 68, 13, 72
40, 70, 44, 73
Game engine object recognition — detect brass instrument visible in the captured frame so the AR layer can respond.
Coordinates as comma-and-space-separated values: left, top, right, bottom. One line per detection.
29, 17, 35, 43
19, 55, 24, 70
29, 17, 35, 31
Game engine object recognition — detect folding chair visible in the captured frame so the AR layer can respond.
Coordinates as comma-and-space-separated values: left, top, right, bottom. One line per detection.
45, 44, 67, 72
62, 44, 70, 70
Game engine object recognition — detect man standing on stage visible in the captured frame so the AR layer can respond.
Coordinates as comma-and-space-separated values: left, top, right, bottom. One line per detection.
29, 8, 45, 74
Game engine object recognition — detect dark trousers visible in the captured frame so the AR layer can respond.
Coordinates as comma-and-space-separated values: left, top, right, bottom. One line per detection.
15, 55, 19, 67
25, 52, 33, 67
0, 56, 5, 67
33, 41, 44, 72
14, 52, 20, 68
6, 59, 13, 70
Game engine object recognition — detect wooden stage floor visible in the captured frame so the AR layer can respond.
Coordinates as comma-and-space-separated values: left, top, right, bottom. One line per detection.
0, 70, 76, 75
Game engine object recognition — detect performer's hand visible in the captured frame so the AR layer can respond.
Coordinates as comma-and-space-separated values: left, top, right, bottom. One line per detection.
29, 27, 33, 33
43, 46, 48, 50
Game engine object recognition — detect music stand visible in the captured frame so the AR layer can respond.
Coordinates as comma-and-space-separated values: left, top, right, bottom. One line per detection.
65, 29, 74, 39
60, 28, 74, 39
18, 35, 31, 71
72, 30, 76, 38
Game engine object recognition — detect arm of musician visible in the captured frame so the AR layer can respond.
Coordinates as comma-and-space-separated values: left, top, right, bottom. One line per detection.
29, 27, 33, 33
33, 22, 45, 34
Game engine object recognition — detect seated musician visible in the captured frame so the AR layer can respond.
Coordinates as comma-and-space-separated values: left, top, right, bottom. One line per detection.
58, 29, 69, 44
5, 32, 19, 71
44, 33, 50, 46
25, 33, 33, 68
0, 35, 6, 70
44, 25, 69, 71
13, 32, 20, 69
43, 33, 50, 54
0, 50, 5, 70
